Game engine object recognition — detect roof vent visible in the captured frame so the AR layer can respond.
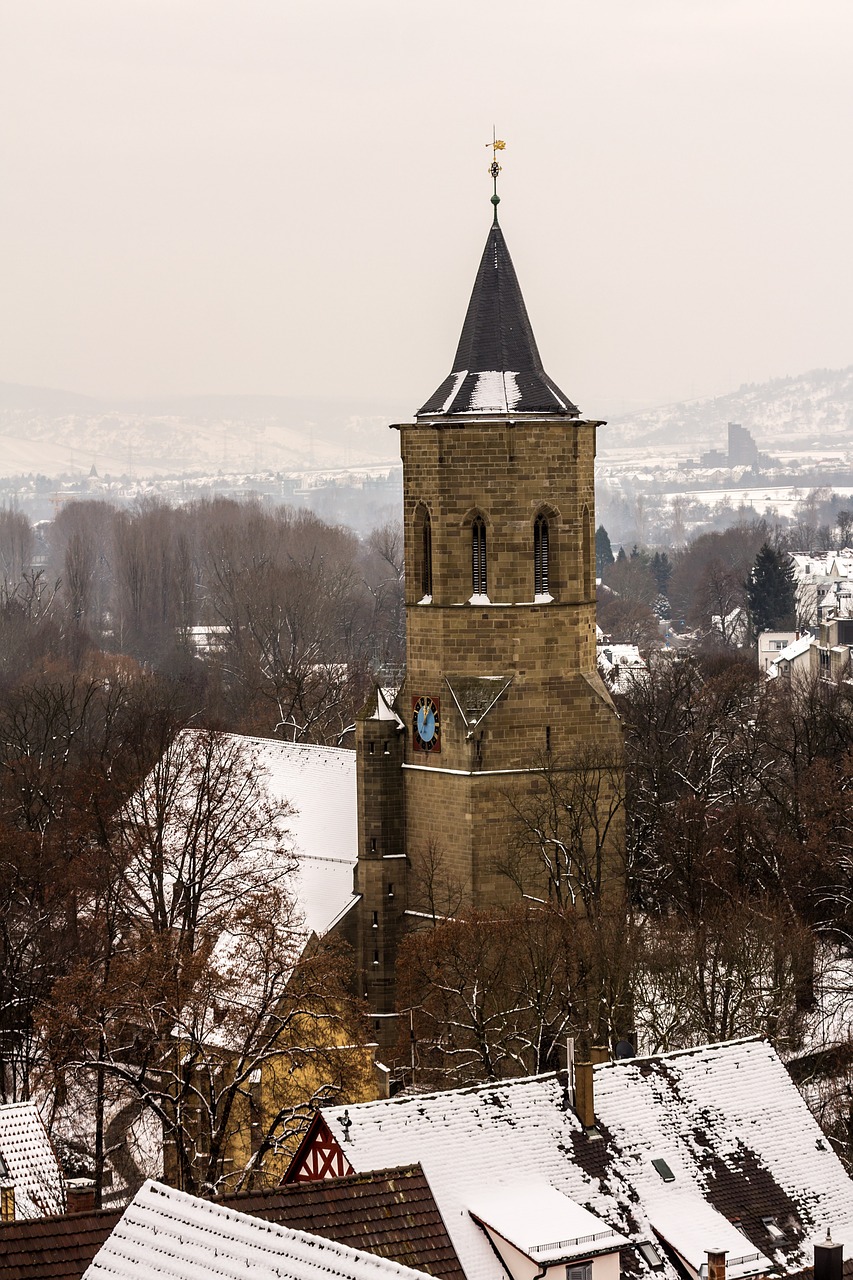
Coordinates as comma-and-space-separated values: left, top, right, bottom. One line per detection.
340, 1109, 352, 1142
652, 1158, 675, 1182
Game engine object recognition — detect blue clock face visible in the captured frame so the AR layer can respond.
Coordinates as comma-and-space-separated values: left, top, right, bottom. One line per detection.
412, 695, 441, 752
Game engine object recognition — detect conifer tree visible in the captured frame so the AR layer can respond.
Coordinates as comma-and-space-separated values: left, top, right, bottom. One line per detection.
595, 525, 615, 577
746, 542, 796, 635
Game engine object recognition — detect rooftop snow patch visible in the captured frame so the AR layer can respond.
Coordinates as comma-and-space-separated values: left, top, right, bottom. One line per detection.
0, 1101, 64, 1219
319, 1039, 853, 1280
84, 1179, 439, 1280
468, 1183, 627, 1263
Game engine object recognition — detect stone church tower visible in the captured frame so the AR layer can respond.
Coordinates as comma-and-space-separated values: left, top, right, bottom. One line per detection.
347, 193, 622, 1046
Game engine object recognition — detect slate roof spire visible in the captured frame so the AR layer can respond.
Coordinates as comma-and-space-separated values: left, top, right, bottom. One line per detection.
416, 180, 579, 419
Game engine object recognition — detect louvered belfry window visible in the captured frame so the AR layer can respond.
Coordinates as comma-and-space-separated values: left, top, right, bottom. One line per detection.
534, 514, 550, 595
421, 512, 433, 597
471, 515, 487, 596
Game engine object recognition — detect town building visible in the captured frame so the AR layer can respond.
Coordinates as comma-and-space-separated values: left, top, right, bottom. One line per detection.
0, 1165, 463, 1280
341, 192, 623, 1044
0, 1101, 65, 1222
285, 1038, 853, 1280
80, 1178, 445, 1280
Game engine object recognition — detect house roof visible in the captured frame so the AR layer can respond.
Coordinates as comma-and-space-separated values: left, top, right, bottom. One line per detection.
229, 1165, 465, 1280
0, 1101, 65, 1219
319, 1039, 853, 1280
83, 1179, 440, 1280
0, 1165, 464, 1280
416, 220, 579, 420
162, 731, 357, 936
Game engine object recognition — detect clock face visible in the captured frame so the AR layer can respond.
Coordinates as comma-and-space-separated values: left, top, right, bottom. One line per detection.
412, 695, 441, 753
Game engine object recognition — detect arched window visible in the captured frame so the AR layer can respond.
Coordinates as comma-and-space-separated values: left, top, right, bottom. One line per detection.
471, 515, 487, 596
582, 504, 593, 598
421, 511, 433, 598
534, 514, 550, 596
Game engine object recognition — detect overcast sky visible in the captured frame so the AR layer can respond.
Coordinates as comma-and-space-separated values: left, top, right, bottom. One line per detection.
2, 0, 851, 418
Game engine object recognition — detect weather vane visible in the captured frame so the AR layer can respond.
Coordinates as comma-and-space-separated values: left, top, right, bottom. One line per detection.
486, 129, 506, 222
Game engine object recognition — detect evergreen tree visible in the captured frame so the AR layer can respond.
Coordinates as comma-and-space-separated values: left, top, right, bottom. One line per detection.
595, 524, 615, 577
746, 543, 797, 634
651, 551, 672, 597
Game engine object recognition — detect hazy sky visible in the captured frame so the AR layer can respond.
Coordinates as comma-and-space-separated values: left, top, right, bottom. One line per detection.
2, 1, 852, 418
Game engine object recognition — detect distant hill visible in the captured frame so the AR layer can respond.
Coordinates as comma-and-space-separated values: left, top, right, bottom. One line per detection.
604, 366, 853, 455
0, 385, 403, 478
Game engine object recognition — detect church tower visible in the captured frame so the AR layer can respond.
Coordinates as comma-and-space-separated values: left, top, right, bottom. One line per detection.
350, 171, 622, 1048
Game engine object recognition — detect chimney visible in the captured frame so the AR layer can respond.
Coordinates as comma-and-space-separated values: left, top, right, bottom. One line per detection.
706, 1251, 726, 1280
574, 1060, 595, 1128
814, 1234, 844, 1280
0, 1184, 14, 1223
590, 1044, 610, 1064
65, 1178, 97, 1214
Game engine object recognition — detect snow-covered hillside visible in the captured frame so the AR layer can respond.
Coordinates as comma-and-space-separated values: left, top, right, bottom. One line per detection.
0, 386, 402, 478
605, 366, 853, 454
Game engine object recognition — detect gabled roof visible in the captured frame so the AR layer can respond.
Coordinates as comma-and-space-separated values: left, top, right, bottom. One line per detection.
0, 1101, 65, 1219
84, 1179, 440, 1280
416, 222, 579, 420
318, 1039, 853, 1280
147, 731, 357, 936
0, 1165, 464, 1280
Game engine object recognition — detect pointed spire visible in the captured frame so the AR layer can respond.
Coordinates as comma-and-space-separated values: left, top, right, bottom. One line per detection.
416, 219, 579, 419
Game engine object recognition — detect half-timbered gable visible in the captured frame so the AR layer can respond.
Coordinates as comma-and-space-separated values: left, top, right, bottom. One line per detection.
284, 1113, 353, 1184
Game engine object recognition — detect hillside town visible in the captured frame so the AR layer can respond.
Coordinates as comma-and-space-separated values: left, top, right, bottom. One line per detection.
4, 2, 853, 1277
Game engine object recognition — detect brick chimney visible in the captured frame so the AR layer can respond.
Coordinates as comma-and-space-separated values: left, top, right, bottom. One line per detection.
706, 1250, 727, 1280
574, 1060, 595, 1128
814, 1233, 843, 1280
65, 1178, 96, 1214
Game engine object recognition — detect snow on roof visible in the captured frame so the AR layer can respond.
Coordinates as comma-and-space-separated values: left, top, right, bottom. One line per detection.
0, 1101, 64, 1218
321, 1039, 853, 1280
767, 633, 814, 679
237, 735, 357, 935
370, 687, 404, 727
645, 1195, 769, 1279
467, 1183, 627, 1263
84, 1178, 437, 1280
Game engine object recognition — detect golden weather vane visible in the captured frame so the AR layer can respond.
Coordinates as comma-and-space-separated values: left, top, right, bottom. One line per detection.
486, 129, 506, 222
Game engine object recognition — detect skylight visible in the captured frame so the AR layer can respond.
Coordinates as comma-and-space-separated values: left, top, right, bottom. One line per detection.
638, 1243, 664, 1269
651, 1158, 675, 1182
762, 1217, 786, 1242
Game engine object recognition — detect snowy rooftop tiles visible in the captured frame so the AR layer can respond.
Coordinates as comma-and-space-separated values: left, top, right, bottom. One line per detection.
319, 1039, 853, 1280
0, 1101, 64, 1219
84, 1179, 439, 1280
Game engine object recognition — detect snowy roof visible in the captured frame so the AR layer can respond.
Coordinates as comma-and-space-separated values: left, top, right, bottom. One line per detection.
84, 1179, 438, 1280
0, 1102, 64, 1219
321, 1039, 853, 1280
645, 1195, 769, 1280
157, 732, 357, 937
233, 735, 357, 935
767, 633, 814, 679
467, 1183, 627, 1264
416, 221, 579, 419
